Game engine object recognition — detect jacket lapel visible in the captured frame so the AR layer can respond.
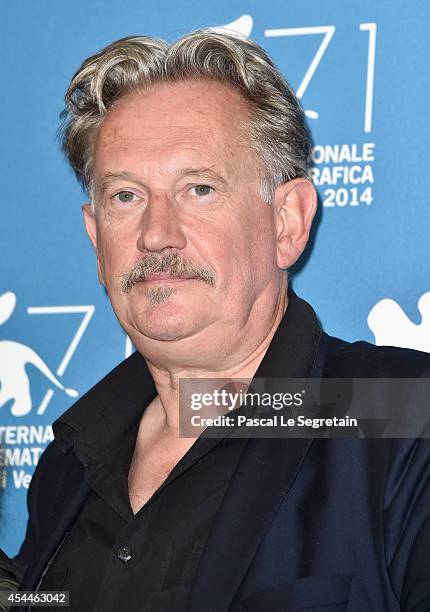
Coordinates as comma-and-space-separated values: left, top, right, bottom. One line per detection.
187, 436, 314, 612
187, 291, 326, 612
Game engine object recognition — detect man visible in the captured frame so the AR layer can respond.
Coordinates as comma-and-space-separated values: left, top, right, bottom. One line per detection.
15, 30, 430, 611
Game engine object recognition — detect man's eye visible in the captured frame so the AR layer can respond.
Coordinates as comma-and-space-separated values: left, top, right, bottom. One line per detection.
192, 185, 213, 196
113, 191, 136, 203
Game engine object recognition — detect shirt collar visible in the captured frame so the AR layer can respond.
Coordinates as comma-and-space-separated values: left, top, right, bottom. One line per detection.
53, 289, 322, 461
253, 289, 322, 379
53, 351, 157, 461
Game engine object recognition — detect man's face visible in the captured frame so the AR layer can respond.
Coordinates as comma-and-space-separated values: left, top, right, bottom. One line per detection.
84, 79, 280, 345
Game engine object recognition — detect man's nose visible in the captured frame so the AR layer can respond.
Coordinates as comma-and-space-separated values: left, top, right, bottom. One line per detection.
136, 193, 187, 252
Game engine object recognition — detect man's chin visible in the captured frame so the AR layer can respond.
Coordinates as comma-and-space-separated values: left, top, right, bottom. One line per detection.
126, 302, 202, 343
133, 324, 197, 343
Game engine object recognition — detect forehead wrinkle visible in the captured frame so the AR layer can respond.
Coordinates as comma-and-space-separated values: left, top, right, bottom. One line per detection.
97, 123, 222, 163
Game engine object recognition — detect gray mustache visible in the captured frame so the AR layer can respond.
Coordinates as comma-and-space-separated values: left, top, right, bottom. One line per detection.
120, 252, 216, 293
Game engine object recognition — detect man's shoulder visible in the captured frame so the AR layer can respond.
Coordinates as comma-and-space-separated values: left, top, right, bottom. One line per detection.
324, 333, 430, 377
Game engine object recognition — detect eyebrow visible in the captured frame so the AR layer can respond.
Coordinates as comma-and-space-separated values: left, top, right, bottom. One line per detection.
179, 166, 228, 188
97, 171, 142, 195
97, 167, 228, 195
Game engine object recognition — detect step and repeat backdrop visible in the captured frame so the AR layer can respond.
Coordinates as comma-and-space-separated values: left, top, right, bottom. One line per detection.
1, 0, 429, 555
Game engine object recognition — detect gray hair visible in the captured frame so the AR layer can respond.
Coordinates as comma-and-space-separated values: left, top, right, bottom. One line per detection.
60, 30, 312, 203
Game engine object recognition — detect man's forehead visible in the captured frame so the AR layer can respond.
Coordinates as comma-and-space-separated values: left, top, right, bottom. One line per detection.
98, 79, 250, 139
93, 80, 255, 181
99, 122, 221, 147
94, 124, 238, 176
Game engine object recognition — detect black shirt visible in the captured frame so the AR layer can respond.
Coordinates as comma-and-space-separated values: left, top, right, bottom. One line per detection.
39, 408, 248, 611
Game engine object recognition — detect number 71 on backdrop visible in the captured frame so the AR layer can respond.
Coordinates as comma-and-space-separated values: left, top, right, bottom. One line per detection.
265, 24, 377, 134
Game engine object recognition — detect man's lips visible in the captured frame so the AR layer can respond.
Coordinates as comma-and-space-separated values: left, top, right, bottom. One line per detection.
141, 273, 195, 282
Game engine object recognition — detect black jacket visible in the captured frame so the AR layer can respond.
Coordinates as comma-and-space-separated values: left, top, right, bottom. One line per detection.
16, 292, 430, 611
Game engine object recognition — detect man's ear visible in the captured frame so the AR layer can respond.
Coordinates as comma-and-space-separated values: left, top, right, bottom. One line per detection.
273, 178, 317, 269
82, 203, 105, 286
